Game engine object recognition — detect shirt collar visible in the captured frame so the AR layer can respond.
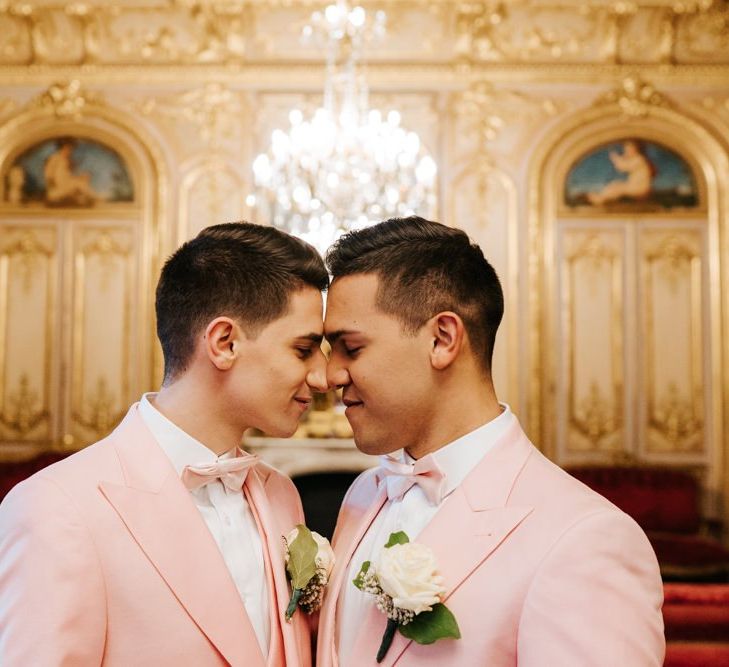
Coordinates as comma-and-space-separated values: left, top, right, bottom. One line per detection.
394, 402, 514, 500
138, 392, 236, 477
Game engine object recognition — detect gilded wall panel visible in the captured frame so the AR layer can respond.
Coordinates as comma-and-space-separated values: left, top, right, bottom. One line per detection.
137, 84, 250, 156
68, 225, 135, 445
448, 163, 518, 410
181, 163, 246, 241
639, 227, 705, 455
559, 229, 624, 456
0, 225, 56, 444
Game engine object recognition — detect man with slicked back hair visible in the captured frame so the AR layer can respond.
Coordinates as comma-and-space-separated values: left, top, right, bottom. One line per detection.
317, 216, 664, 667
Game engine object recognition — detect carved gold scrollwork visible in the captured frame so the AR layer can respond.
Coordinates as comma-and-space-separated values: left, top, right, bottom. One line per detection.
30, 79, 103, 119
71, 227, 134, 443
0, 374, 48, 437
651, 382, 702, 449
455, 2, 616, 62
652, 234, 696, 290
0, 1, 725, 66
1, 231, 52, 292
0, 2, 249, 65
594, 74, 669, 116
80, 232, 130, 291
73, 376, 124, 438
566, 233, 624, 451
644, 231, 704, 453
677, 1, 729, 59
139, 83, 247, 148
455, 80, 560, 163
572, 381, 619, 445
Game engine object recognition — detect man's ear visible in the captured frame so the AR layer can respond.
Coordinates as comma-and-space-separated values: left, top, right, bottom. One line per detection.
428, 311, 465, 371
203, 317, 239, 370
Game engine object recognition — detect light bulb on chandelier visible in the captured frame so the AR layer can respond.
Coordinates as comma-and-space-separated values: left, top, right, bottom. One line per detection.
248, 0, 438, 254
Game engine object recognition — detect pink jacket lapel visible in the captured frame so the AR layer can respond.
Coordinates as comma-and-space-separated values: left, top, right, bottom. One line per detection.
319, 471, 388, 666
351, 419, 535, 667
98, 406, 264, 667
244, 467, 310, 667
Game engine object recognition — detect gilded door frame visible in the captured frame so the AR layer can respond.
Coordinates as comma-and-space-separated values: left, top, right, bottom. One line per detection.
0, 95, 169, 456
527, 97, 729, 516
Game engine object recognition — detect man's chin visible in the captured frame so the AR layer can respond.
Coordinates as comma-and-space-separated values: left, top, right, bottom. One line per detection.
255, 419, 299, 439
352, 431, 400, 456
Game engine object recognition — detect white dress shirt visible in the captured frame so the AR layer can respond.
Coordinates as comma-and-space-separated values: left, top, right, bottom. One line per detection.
336, 404, 515, 666
139, 393, 270, 657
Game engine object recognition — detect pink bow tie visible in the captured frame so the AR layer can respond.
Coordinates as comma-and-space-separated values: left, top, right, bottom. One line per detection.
378, 453, 446, 506
181, 452, 259, 493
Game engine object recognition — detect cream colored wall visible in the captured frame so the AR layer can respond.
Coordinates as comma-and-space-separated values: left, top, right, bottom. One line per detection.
0, 0, 727, 516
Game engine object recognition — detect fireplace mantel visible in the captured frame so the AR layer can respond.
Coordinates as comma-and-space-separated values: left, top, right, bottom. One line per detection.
244, 436, 376, 478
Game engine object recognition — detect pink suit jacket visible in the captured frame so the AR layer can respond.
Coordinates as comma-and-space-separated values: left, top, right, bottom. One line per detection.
317, 419, 665, 666
0, 405, 311, 667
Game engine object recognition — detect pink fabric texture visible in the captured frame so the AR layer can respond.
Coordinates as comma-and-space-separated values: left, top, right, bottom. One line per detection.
0, 404, 312, 667
316, 419, 665, 667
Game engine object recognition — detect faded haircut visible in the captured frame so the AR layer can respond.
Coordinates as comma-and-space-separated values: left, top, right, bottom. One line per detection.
156, 221, 327, 383
326, 216, 503, 372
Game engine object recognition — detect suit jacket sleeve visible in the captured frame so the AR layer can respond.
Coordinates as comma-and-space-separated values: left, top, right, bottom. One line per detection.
516, 509, 665, 667
0, 476, 107, 665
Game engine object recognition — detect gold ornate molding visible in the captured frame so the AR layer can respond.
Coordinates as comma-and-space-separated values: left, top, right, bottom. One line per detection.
0, 226, 56, 445
454, 80, 561, 168
0, 374, 48, 437
72, 376, 125, 438
594, 74, 670, 116
643, 231, 705, 453
565, 233, 624, 451
29, 79, 104, 119
0, 231, 53, 292
573, 381, 620, 446
139, 83, 249, 148
651, 382, 703, 450
0, 1, 725, 66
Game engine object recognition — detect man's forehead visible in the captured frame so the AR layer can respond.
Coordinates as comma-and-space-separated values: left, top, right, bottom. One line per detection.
330, 272, 380, 296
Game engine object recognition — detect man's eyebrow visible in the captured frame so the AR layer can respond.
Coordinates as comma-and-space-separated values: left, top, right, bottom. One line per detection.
325, 329, 359, 344
295, 333, 324, 344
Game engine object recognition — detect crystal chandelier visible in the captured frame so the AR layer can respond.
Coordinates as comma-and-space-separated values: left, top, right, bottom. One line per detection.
248, 0, 438, 254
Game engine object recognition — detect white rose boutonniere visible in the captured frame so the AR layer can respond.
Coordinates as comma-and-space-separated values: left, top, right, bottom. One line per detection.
284, 524, 335, 620
353, 531, 460, 662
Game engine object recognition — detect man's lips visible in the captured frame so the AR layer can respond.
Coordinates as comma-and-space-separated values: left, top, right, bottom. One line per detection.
342, 397, 363, 408
293, 397, 312, 410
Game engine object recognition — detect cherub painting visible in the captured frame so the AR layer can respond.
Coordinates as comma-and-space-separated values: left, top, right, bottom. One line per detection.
565, 139, 698, 211
3, 137, 134, 207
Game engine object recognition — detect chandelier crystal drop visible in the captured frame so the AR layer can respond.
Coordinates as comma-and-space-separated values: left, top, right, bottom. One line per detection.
249, 0, 438, 254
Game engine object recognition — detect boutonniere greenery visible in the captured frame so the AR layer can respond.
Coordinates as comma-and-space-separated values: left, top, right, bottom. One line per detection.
283, 524, 335, 620
353, 531, 460, 663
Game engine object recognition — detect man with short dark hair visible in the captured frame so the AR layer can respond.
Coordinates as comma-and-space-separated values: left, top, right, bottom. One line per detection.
0, 222, 327, 666
317, 216, 664, 666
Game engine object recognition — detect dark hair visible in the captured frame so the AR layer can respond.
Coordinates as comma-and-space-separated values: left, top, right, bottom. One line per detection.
326, 216, 503, 373
156, 221, 328, 383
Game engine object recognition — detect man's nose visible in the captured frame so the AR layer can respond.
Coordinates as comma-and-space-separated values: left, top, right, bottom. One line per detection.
326, 357, 351, 389
306, 349, 329, 392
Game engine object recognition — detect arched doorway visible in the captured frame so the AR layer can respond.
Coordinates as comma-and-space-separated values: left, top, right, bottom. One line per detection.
529, 102, 728, 519
0, 102, 166, 459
